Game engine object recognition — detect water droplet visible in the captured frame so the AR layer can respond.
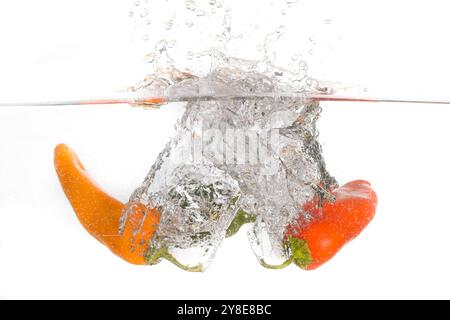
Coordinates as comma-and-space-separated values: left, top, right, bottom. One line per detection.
265, 50, 276, 64
257, 45, 263, 52
187, 51, 194, 60
225, 7, 232, 12
143, 34, 149, 41
135, 1, 140, 6
285, 0, 299, 4
309, 36, 316, 44
156, 40, 167, 53
168, 40, 177, 48
145, 52, 156, 63
306, 77, 319, 90
289, 57, 308, 75
281, 9, 287, 15
185, 20, 194, 27
185, 0, 197, 11
146, 19, 152, 25
324, 19, 332, 25
277, 25, 286, 34
140, 8, 148, 18
196, 10, 207, 16
165, 16, 175, 30
216, 0, 224, 8
298, 60, 308, 70
223, 14, 231, 27
209, 0, 216, 5
129, 11, 134, 18
308, 49, 314, 55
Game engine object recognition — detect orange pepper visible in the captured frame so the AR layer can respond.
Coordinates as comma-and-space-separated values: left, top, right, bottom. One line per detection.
54, 144, 160, 265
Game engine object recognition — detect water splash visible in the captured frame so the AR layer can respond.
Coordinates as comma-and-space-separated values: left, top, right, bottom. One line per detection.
123, 0, 334, 270
124, 66, 335, 269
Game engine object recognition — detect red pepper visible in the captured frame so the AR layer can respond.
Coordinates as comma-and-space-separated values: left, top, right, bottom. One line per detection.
282, 180, 377, 270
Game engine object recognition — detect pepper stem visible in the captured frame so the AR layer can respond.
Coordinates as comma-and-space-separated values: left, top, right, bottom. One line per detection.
258, 257, 294, 270
226, 209, 257, 238
161, 251, 204, 273
147, 246, 204, 272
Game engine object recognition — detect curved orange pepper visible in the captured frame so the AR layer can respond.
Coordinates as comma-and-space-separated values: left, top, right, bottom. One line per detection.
54, 144, 160, 265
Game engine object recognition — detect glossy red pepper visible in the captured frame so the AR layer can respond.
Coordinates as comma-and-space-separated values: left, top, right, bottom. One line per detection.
285, 180, 378, 270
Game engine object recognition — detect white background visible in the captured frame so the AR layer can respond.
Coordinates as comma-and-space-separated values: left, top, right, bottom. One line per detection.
1, 0, 450, 299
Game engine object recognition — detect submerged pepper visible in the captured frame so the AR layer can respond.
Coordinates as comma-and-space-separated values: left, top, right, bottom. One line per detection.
260, 180, 377, 270
54, 144, 160, 265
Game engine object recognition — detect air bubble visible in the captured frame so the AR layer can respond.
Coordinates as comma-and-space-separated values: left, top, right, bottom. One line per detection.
143, 34, 150, 41
324, 19, 332, 25
291, 53, 300, 61
306, 77, 319, 90
223, 14, 231, 27
185, 0, 197, 11
165, 16, 175, 30
277, 26, 286, 34
185, 20, 194, 27
209, 0, 216, 5
129, 11, 134, 18
144, 52, 156, 63
135, 1, 140, 6
298, 60, 308, 70
156, 40, 167, 53
290, 58, 308, 75
140, 8, 148, 18
196, 10, 207, 16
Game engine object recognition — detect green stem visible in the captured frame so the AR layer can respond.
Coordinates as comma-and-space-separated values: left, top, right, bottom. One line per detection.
161, 251, 204, 273
258, 257, 294, 270
147, 246, 204, 272
226, 209, 257, 238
